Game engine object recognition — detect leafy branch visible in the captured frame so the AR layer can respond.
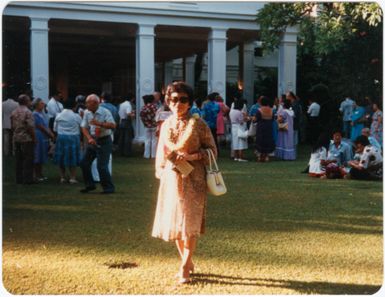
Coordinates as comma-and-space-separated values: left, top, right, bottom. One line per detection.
256, 2, 383, 55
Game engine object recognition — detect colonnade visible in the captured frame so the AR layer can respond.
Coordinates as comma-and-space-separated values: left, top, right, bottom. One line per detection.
28, 18, 297, 141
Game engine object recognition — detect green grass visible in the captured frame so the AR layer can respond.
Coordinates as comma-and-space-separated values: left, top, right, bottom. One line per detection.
2, 146, 383, 294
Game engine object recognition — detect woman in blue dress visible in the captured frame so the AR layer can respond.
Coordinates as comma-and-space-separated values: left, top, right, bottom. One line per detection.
275, 99, 296, 160
350, 99, 366, 142
32, 98, 54, 181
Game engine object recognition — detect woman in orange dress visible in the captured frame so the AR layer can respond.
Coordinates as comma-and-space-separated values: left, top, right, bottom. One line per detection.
152, 81, 217, 284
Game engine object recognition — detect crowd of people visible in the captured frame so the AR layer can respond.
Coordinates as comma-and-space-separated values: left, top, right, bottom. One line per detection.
2, 85, 383, 187
305, 95, 383, 181
2, 81, 383, 285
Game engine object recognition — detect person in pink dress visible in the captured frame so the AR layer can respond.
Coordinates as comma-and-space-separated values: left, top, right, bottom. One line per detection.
216, 95, 230, 145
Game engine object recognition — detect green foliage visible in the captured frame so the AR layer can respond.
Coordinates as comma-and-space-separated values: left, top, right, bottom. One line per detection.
256, 2, 382, 120
256, 2, 314, 52
256, 2, 383, 55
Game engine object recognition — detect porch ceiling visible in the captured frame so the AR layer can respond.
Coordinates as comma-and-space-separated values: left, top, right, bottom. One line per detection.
4, 17, 260, 63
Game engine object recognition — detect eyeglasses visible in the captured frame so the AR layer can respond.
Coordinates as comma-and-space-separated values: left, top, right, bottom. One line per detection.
168, 96, 189, 104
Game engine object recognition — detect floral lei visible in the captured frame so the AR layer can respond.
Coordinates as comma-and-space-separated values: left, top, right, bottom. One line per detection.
164, 115, 196, 152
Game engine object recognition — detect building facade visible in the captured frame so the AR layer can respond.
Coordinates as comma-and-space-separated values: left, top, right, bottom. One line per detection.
3, 1, 298, 141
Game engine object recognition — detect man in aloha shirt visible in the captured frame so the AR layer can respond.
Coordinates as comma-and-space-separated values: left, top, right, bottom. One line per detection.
202, 92, 220, 150
348, 135, 383, 180
140, 94, 158, 158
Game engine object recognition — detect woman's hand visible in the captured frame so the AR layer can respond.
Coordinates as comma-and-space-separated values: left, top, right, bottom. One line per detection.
175, 152, 200, 162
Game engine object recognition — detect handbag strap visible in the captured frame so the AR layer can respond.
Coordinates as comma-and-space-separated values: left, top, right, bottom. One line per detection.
207, 148, 213, 172
206, 149, 219, 172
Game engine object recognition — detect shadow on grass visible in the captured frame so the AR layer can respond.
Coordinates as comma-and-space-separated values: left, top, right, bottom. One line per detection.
191, 273, 381, 294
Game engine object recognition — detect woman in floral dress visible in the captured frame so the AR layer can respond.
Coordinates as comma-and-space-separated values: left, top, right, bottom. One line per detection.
370, 102, 382, 148
152, 82, 217, 284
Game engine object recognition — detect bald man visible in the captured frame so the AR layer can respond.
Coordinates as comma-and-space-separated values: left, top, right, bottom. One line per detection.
80, 94, 116, 194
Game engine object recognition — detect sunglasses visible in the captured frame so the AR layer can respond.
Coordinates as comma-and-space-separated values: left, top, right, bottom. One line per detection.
168, 96, 189, 104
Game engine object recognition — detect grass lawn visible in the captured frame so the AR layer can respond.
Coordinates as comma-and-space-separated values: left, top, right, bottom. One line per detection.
2, 146, 383, 294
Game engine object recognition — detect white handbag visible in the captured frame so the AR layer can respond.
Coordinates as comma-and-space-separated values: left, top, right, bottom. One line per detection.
206, 149, 227, 196
237, 124, 249, 139
248, 122, 257, 137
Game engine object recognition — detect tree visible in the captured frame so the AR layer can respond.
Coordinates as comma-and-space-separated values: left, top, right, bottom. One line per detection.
256, 2, 383, 138
256, 2, 383, 55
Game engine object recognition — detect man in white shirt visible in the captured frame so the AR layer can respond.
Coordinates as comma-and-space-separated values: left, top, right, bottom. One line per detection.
118, 93, 135, 156
80, 94, 116, 194
46, 91, 64, 130
307, 99, 321, 144
2, 96, 19, 155
339, 96, 355, 139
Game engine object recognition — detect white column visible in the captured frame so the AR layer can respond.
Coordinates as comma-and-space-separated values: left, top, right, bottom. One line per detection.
207, 28, 227, 99
135, 24, 155, 143
278, 27, 298, 95
184, 55, 196, 87
164, 61, 173, 87
30, 18, 49, 102
243, 42, 255, 106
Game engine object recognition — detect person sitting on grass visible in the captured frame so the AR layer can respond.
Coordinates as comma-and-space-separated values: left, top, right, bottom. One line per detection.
321, 130, 352, 179
307, 133, 330, 177
346, 135, 382, 181
361, 127, 381, 151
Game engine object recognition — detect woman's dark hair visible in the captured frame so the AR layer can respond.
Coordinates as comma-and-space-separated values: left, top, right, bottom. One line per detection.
355, 98, 364, 106
312, 132, 330, 153
195, 97, 203, 109
354, 135, 370, 146
165, 81, 194, 107
142, 94, 155, 105
101, 92, 112, 103
63, 97, 76, 109
260, 96, 270, 107
207, 92, 219, 102
126, 92, 135, 102
287, 91, 296, 99
283, 99, 292, 109
233, 98, 244, 111
373, 100, 382, 110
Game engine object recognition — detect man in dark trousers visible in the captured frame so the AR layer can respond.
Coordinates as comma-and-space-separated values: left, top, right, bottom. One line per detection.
11, 94, 36, 184
80, 94, 116, 194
